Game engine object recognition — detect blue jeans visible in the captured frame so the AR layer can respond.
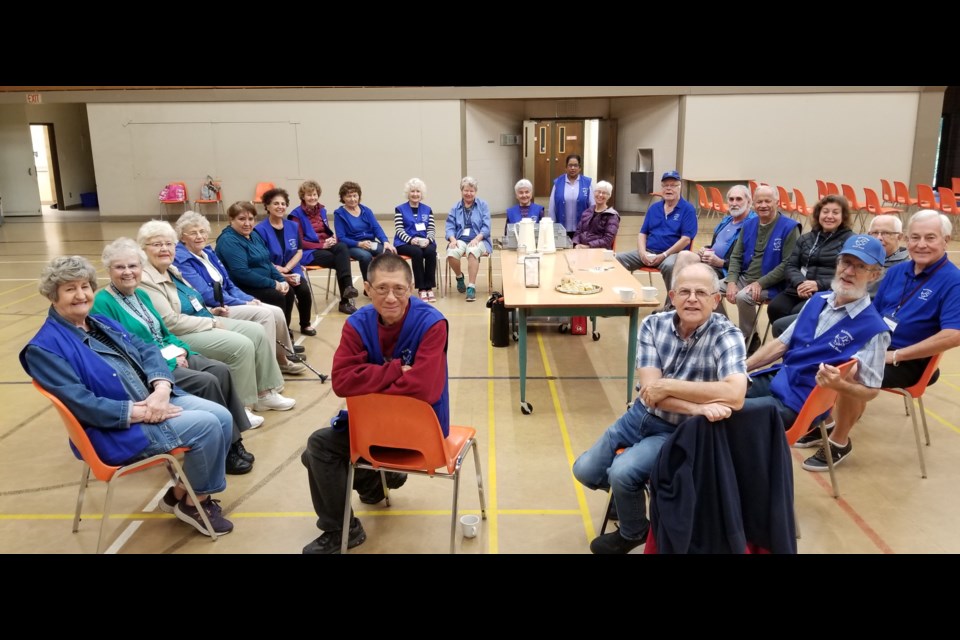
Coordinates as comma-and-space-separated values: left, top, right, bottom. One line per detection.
743, 371, 797, 431
139, 394, 233, 495
348, 246, 383, 282
573, 402, 675, 540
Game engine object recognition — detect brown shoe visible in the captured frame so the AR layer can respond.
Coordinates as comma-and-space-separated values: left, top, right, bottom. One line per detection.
339, 300, 357, 315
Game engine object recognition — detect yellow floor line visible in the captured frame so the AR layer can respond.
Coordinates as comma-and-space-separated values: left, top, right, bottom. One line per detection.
536, 333, 596, 543
923, 407, 960, 436
936, 379, 960, 393
486, 327, 499, 553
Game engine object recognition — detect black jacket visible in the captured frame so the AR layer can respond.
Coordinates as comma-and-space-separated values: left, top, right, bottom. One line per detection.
783, 227, 853, 293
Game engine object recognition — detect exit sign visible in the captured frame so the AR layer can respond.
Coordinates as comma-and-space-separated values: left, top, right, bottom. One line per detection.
26, 93, 41, 104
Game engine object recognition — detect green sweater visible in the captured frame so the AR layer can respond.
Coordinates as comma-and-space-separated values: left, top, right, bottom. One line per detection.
91, 288, 196, 372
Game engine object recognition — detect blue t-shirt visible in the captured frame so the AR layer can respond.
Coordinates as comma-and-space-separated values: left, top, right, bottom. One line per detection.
640, 197, 698, 253
872, 255, 960, 349
712, 217, 748, 260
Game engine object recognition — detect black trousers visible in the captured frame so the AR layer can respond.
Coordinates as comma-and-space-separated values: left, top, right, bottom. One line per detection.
396, 242, 437, 290
882, 357, 936, 388
240, 283, 310, 329
175, 353, 249, 443
767, 291, 807, 325
304, 242, 354, 298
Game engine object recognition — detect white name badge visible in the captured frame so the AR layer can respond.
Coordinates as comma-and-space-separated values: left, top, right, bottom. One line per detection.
461, 228, 472, 238
415, 222, 427, 232
160, 345, 186, 360
190, 298, 204, 312
800, 266, 808, 278
369, 241, 379, 251
883, 314, 899, 332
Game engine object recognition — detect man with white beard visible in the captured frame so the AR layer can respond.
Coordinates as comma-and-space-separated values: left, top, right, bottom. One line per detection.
740, 235, 891, 447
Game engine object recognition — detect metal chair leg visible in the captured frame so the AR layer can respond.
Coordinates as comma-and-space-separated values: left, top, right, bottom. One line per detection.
450, 467, 462, 555
73, 464, 90, 533
342, 464, 356, 554
471, 438, 487, 518
818, 419, 841, 498
906, 396, 928, 478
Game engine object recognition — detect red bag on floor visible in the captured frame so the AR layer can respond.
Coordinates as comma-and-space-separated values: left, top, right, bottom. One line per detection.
570, 316, 587, 335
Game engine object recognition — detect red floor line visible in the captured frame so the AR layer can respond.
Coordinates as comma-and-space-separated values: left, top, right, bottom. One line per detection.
792, 450, 895, 554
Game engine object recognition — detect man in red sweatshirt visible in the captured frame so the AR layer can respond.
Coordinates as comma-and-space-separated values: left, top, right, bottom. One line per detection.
301, 253, 449, 554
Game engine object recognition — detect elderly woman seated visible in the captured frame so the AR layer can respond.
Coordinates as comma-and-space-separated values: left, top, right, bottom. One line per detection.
572, 180, 620, 250
504, 178, 545, 235
20, 256, 235, 536
172, 210, 305, 373
393, 177, 438, 302
92, 237, 258, 475
445, 176, 491, 302
136, 220, 297, 414
333, 180, 397, 283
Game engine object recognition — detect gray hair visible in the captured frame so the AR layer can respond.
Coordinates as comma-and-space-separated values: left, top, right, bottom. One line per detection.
137, 219, 177, 247
404, 178, 426, 198
594, 181, 613, 197
101, 237, 146, 269
174, 210, 212, 240
908, 209, 952, 237
460, 176, 478, 191
672, 262, 721, 293
753, 184, 777, 201
514, 179, 533, 194
868, 214, 902, 234
726, 184, 751, 202
39, 255, 98, 302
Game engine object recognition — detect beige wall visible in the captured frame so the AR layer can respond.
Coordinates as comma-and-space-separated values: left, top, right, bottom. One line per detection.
86, 101, 463, 218
464, 100, 525, 214
609, 96, 681, 212
27, 103, 97, 208
0, 104, 41, 216
681, 92, 922, 200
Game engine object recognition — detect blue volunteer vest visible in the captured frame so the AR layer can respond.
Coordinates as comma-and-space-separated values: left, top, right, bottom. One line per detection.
255, 219, 309, 275
394, 202, 433, 247
768, 294, 889, 413
553, 174, 592, 226
288, 204, 331, 248
346, 297, 450, 435
505, 203, 545, 225
739, 214, 800, 297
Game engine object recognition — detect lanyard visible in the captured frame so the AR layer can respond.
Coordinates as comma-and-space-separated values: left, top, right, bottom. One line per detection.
894, 258, 948, 317
111, 285, 165, 345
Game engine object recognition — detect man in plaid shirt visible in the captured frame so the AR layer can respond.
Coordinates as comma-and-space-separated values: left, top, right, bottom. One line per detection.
573, 263, 748, 554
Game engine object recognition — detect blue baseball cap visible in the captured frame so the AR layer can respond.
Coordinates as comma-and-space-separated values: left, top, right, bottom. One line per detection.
661, 170, 682, 182
839, 234, 885, 266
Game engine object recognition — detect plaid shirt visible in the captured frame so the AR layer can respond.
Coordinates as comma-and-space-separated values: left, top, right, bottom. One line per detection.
637, 311, 747, 424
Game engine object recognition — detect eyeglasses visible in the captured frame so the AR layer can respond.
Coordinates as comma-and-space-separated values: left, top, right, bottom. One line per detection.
145, 242, 175, 249
567, 164, 580, 169
184, 230, 208, 238
674, 288, 717, 300
837, 258, 877, 274
868, 230, 899, 238
110, 263, 141, 272
371, 285, 411, 298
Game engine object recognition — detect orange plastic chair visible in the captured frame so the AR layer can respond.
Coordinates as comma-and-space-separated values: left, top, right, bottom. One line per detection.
31, 381, 216, 553
342, 393, 486, 554
894, 181, 918, 210
194, 179, 225, 221
840, 184, 867, 231
159, 181, 189, 219
952, 178, 960, 196
793, 188, 814, 232
777, 186, 797, 217
938, 187, 959, 218
916, 184, 939, 211
862, 188, 901, 228
749, 180, 759, 196
695, 183, 712, 220
708, 186, 729, 218
882, 353, 943, 480
880, 179, 897, 207
825, 182, 840, 196
784, 360, 856, 498
253, 182, 276, 212
816, 180, 828, 201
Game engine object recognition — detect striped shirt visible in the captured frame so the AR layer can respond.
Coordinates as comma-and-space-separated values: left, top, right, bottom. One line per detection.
637, 311, 748, 425
394, 206, 436, 244
778, 292, 890, 388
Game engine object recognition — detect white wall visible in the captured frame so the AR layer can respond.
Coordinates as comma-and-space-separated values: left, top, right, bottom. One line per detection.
27, 103, 97, 208
0, 105, 41, 216
681, 93, 920, 200
609, 96, 681, 212
464, 100, 525, 214
86, 101, 463, 218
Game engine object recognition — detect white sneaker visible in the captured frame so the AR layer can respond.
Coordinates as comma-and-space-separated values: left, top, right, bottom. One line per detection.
244, 408, 265, 429
256, 390, 296, 411
279, 361, 306, 375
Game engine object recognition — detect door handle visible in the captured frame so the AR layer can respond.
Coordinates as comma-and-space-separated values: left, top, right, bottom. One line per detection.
28, 167, 33, 176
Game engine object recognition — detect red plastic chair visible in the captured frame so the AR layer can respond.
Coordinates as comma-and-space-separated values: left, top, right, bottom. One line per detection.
159, 181, 189, 219
31, 381, 216, 553
342, 393, 486, 554
882, 353, 943, 480
825, 182, 840, 196
816, 180, 828, 201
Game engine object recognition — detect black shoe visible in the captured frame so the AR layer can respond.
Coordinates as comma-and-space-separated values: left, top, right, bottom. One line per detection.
342, 285, 359, 299
234, 439, 255, 463
802, 438, 853, 472
589, 520, 649, 554
747, 333, 762, 356
302, 518, 366, 554
300, 326, 317, 337
225, 445, 253, 475
339, 300, 357, 315
293, 344, 306, 354
286, 352, 305, 363
794, 422, 834, 449
359, 472, 408, 504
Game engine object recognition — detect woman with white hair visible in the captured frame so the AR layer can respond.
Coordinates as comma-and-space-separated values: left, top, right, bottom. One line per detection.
136, 220, 297, 414
92, 238, 258, 474
20, 255, 235, 536
504, 178, 545, 234
445, 176, 491, 302
393, 178, 438, 302
172, 210, 305, 374
572, 181, 620, 250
